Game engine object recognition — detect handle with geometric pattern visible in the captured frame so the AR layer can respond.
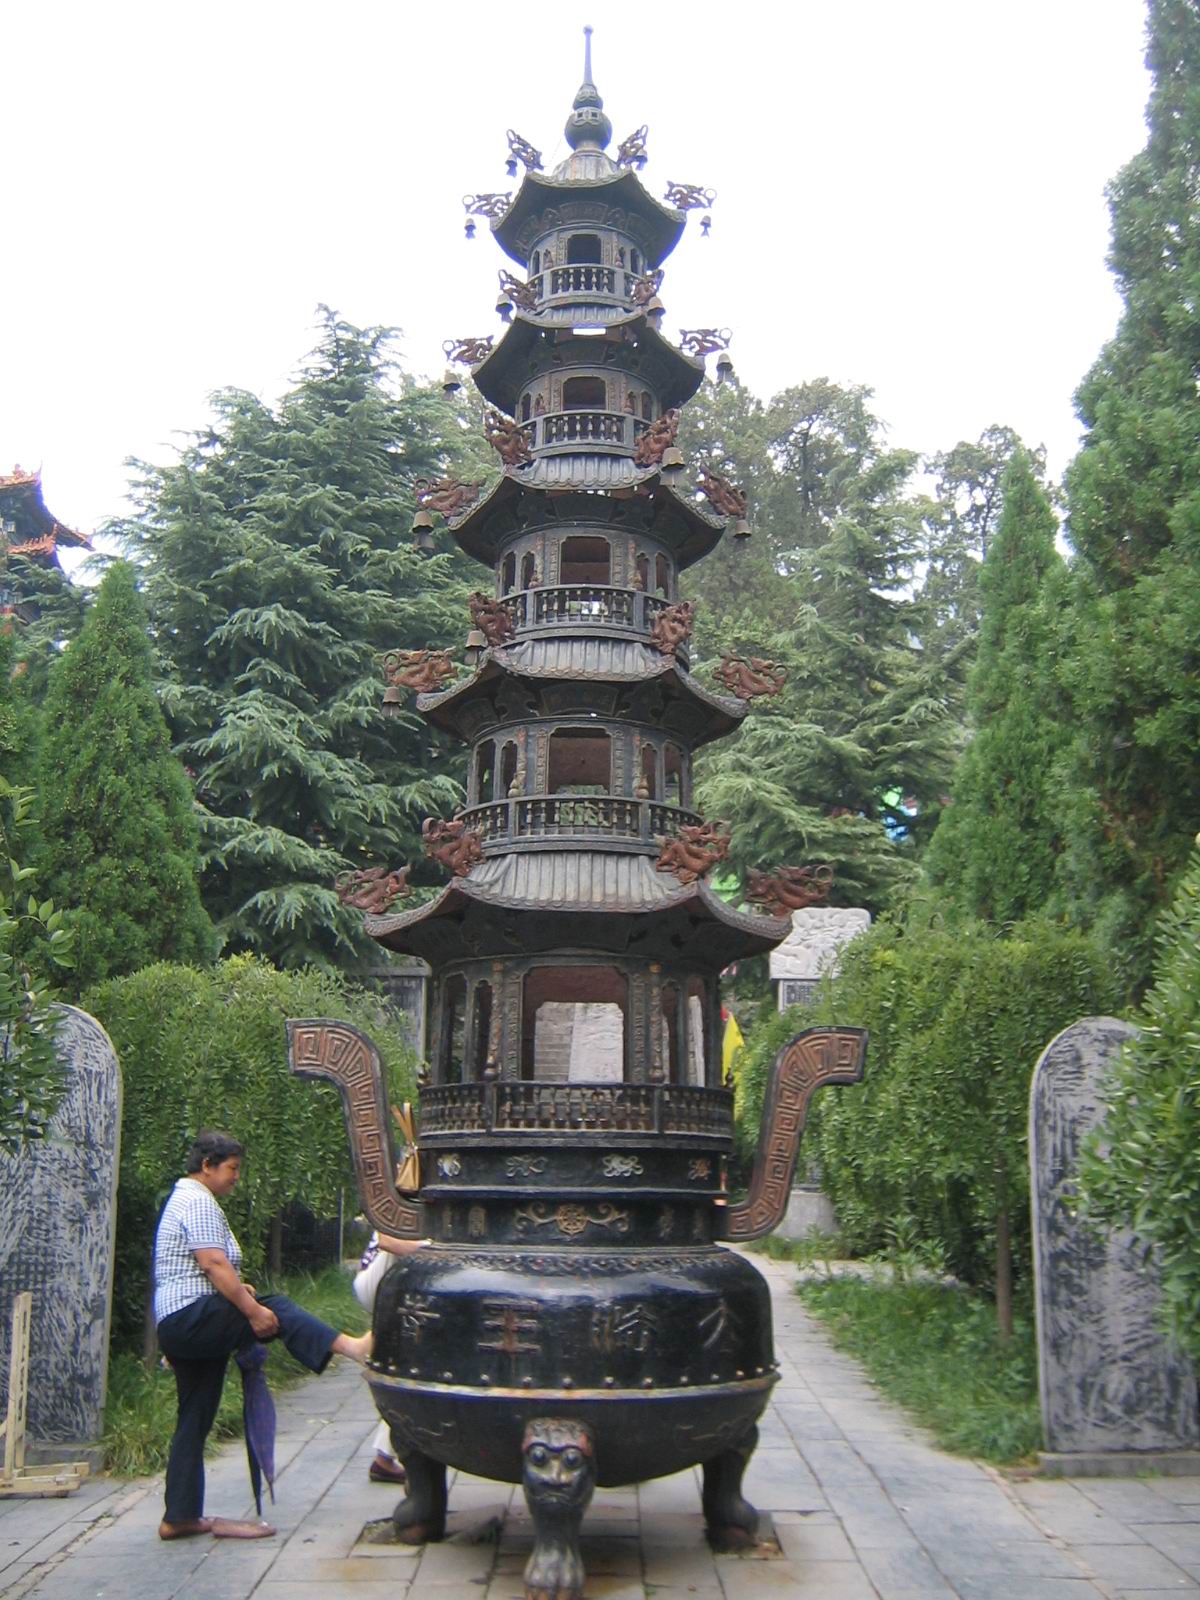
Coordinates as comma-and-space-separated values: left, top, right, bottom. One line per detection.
286, 1018, 425, 1239
716, 1026, 867, 1241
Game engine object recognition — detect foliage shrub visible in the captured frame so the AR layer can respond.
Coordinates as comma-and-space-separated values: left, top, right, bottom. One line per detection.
85, 954, 418, 1353
737, 915, 1117, 1304
1077, 841, 1200, 1363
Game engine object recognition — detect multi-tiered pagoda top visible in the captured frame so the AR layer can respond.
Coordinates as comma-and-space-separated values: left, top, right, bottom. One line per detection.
0, 466, 91, 623
366, 37, 785, 1090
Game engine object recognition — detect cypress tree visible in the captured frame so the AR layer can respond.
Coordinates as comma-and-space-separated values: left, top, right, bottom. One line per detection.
36, 561, 215, 992
924, 451, 1068, 922
117, 310, 476, 969
1057, 0, 1200, 987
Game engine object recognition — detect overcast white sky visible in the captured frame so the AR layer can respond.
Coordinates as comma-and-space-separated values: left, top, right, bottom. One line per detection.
3, 1, 1151, 545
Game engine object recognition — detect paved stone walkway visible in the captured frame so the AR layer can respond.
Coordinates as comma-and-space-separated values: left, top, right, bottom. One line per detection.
3, 1254, 1199, 1599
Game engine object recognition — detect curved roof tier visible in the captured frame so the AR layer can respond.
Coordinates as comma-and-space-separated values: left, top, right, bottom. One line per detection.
492, 167, 685, 269
416, 639, 747, 747
365, 849, 784, 970
446, 477, 725, 571
471, 310, 704, 418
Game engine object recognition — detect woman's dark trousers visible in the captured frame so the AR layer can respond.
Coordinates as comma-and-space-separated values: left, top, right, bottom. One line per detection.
157, 1293, 337, 1522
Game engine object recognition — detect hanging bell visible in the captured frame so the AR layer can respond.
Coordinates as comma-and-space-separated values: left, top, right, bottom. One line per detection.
495, 294, 513, 323
442, 369, 462, 397
464, 627, 488, 668
732, 517, 751, 547
660, 447, 685, 477
412, 508, 436, 555
505, 157, 518, 178
644, 295, 665, 331
715, 350, 734, 385
700, 215, 712, 238
464, 218, 477, 241
381, 683, 403, 718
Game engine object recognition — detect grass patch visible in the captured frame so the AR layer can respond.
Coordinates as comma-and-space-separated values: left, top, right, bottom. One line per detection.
102, 1264, 366, 1477
796, 1274, 1043, 1464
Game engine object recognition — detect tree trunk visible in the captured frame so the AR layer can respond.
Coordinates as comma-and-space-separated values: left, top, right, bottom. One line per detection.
269, 1212, 284, 1279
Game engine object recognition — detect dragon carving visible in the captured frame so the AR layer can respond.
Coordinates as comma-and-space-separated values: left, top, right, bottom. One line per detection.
655, 821, 731, 885
506, 129, 543, 174
485, 409, 533, 467
745, 863, 834, 916
698, 468, 748, 520
383, 648, 456, 695
714, 655, 788, 700
633, 408, 680, 467
415, 477, 484, 518
468, 591, 515, 647
679, 327, 730, 359
335, 864, 412, 915
631, 268, 664, 306
649, 599, 695, 655
498, 270, 538, 312
463, 192, 511, 219
443, 336, 494, 366
616, 125, 649, 170
423, 816, 484, 877
664, 181, 716, 211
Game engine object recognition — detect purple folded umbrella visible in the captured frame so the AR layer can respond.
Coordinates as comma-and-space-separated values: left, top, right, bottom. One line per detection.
234, 1340, 276, 1516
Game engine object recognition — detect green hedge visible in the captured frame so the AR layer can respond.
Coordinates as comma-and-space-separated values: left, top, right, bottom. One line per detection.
85, 954, 418, 1354
736, 915, 1118, 1295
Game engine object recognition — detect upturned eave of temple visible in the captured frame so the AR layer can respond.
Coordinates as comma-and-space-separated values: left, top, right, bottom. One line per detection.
365, 850, 784, 969
470, 309, 704, 418
492, 167, 685, 269
446, 476, 725, 570
0, 467, 92, 556
415, 641, 747, 747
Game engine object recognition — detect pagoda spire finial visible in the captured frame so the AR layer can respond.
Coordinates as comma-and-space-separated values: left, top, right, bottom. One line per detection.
565, 24, 612, 151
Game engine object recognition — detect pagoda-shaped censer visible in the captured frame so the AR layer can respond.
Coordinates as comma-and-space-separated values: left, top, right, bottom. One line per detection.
291, 36, 865, 1599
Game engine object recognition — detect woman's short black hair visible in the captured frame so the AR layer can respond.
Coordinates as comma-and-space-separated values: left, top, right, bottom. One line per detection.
185, 1130, 245, 1173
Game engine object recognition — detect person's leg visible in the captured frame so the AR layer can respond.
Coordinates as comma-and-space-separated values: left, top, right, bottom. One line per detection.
257, 1294, 368, 1371
162, 1354, 226, 1530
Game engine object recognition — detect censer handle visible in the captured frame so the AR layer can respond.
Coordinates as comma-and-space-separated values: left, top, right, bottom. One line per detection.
286, 1018, 426, 1239
717, 1026, 867, 1242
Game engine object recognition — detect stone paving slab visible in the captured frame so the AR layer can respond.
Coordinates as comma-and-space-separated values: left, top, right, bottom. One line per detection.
3, 1253, 1199, 1597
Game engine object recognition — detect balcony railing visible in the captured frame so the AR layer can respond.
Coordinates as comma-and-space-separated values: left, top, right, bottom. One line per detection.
461, 796, 702, 849
518, 411, 650, 454
525, 267, 640, 307
420, 1080, 733, 1138
499, 585, 674, 640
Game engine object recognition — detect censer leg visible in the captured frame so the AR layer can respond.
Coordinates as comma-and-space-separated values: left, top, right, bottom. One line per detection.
521, 1418, 595, 1600
390, 1448, 448, 1545
701, 1422, 760, 1550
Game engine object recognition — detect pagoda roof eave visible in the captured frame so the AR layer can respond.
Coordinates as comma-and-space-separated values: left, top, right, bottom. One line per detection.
492, 168, 685, 268
364, 850, 785, 968
471, 310, 704, 417
446, 472, 726, 569
415, 644, 747, 745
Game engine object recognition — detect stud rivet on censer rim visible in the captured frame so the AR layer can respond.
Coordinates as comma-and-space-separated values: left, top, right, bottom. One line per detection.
442, 1371, 453, 1380
410, 1367, 419, 1376
604, 1376, 614, 1387
562, 1377, 574, 1389
642, 1377, 653, 1389
522, 1376, 533, 1388
481, 1375, 492, 1385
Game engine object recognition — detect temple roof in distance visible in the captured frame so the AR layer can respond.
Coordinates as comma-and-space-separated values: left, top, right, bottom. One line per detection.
0, 467, 92, 559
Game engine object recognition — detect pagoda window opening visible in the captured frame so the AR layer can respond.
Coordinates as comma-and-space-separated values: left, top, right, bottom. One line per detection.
531, 249, 541, 275
635, 552, 650, 591
641, 392, 653, 422
521, 551, 537, 589
441, 974, 467, 1083
520, 394, 532, 423
470, 980, 493, 1078
630, 247, 642, 274
660, 982, 682, 1084
501, 552, 517, 595
522, 965, 628, 1081
655, 553, 671, 597
548, 728, 611, 796
475, 740, 497, 804
500, 739, 519, 796
664, 743, 684, 807
563, 376, 607, 412
567, 233, 602, 265
687, 977, 708, 1085
640, 742, 658, 800
560, 535, 610, 586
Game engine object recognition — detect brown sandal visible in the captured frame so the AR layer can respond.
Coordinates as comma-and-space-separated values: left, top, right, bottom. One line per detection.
210, 1518, 277, 1539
